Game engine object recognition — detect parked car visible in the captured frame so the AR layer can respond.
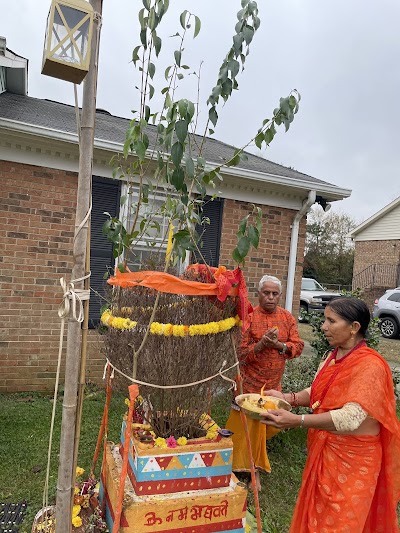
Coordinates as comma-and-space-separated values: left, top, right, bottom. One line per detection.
299, 277, 339, 322
372, 288, 400, 339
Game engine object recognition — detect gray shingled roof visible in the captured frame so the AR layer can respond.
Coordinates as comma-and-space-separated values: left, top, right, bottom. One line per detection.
0, 91, 334, 187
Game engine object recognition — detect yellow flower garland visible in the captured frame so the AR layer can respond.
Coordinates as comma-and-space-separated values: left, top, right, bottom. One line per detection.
101, 310, 241, 335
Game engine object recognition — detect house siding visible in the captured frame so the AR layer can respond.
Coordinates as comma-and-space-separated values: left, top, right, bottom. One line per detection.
352, 204, 400, 241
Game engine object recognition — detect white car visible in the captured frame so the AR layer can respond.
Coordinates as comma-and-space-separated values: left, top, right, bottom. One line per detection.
299, 277, 339, 321
372, 288, 400, 338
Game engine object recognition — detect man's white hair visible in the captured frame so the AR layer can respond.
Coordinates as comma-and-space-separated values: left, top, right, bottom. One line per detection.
258, 275, 282, 293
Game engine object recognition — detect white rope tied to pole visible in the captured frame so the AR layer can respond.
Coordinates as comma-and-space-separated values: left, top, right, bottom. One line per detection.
58, 276, 91, 323
103, 358, 238, 390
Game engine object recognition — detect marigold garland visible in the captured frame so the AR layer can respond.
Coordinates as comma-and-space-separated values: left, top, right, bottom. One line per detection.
101, 310, 241, 335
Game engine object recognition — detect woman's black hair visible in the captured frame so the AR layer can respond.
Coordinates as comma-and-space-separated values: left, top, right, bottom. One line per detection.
326, 297, 370, 337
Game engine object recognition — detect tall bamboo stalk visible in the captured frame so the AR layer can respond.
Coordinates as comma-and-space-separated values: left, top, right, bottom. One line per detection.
55, 3, 102, 531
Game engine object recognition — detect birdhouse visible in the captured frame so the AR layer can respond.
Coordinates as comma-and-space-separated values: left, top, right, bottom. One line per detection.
42, 0, 94, 84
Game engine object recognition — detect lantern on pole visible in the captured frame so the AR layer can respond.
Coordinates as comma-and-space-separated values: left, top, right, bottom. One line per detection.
42, 0, 94, 84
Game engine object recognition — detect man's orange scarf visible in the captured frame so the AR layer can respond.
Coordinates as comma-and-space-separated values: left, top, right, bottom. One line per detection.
290, 345, 400, 533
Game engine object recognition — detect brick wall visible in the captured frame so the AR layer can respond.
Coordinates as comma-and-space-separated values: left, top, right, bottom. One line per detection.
353, 240, 400, 289
219, 199, 305, 316
0, 160, 103, 392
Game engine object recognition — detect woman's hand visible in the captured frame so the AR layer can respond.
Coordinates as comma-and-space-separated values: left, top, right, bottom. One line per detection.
260, 409, 301, 429
263, 389, 285, 400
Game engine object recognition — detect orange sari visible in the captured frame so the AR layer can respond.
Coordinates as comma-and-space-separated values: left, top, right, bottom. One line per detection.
290, 345, 400, 533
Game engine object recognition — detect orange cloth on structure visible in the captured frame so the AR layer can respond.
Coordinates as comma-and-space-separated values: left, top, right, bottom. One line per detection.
290, 345, 400, 533
226, 305, 303, 473
107, 265, 252, 324
239, 305, 304, 393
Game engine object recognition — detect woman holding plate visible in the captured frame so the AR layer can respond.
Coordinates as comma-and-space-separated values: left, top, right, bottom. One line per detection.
262, 297, 400, 533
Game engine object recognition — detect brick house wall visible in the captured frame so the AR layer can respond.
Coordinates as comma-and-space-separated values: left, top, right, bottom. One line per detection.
0, 161, 305, 392
219, 199, 305, 314
353, 240, 400, 277
0, 160, 104, 392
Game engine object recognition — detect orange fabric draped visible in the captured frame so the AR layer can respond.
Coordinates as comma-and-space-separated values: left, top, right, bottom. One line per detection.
290, 345, 400, 533
107, 265, 252, 323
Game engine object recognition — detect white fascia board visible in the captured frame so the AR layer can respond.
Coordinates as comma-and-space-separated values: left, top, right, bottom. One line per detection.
216, 164, 351, 202
0, 118, 351, 201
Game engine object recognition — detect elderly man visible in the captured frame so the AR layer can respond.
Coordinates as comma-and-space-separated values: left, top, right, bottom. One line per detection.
226, 274, 304, 488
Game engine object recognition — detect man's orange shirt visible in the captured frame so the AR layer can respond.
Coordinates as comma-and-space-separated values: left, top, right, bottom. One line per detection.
239, 305, 304, 393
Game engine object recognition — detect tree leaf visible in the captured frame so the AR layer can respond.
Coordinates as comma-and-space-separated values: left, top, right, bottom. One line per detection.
148, 7, 156, 30
238, 215, 248, 236
237, 236, 250, 257
187, 100, 195, 121
194, 16, 201, 38
185, 154, 195, 178
175, 120, 188, 143
140, 29, 147, 48
148, 62, 155, 79
232, 247, 244, 264
153, 34, 162, 56
226, 153, 240, 167
179, 10, 188, 29
233, 33, 243, 52
149, 84, 155, 100
208, 106, 218, 127
132, 45, 141, 65
174, 50, 181, 67
228, 58, 240, 78
248, 225, 259, 248
171, 142, 184, 167
164, 66, 172, 80
265, 125, 276, 144
171, 168, 184, 190
255, 131, 264, 149
134, 140, 146, 161
243, 25, 254, 45
142, 0, 150, 10
178, 99, 188, 118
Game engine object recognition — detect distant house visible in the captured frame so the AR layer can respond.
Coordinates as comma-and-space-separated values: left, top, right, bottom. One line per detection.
0, 38, 351, 392
349, 196, 400, 308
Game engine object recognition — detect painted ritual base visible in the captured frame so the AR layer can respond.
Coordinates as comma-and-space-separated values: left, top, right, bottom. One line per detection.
100, 443, 247, 533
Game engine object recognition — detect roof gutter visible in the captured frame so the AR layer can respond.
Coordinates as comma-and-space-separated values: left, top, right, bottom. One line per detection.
285, 190, 316, 312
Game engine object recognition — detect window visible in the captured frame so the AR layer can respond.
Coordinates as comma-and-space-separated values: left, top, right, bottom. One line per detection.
122, 184, 169, 271
388, 292, 400, 303
301, 278, 325, 291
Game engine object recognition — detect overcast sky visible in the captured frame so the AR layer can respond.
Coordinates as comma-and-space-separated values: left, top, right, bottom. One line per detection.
2, 0, 399, 224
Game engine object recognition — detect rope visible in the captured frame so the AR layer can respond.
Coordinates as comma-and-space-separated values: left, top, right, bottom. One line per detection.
103, 358, 238, 389
58, 276, 91, 323
41, 274, 91, 517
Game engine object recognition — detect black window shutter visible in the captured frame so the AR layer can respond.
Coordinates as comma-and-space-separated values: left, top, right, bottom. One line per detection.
193, 197, 224, 267
89, 176, 120, 327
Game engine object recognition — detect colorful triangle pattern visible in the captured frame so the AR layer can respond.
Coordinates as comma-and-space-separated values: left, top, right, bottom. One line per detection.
200, 452, 216, 467
166, 455, 184, 470
187, 453, 206, 469
142, 457, 162, 472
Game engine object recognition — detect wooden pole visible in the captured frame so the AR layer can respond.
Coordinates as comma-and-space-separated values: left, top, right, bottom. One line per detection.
55, 3, 102, 532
